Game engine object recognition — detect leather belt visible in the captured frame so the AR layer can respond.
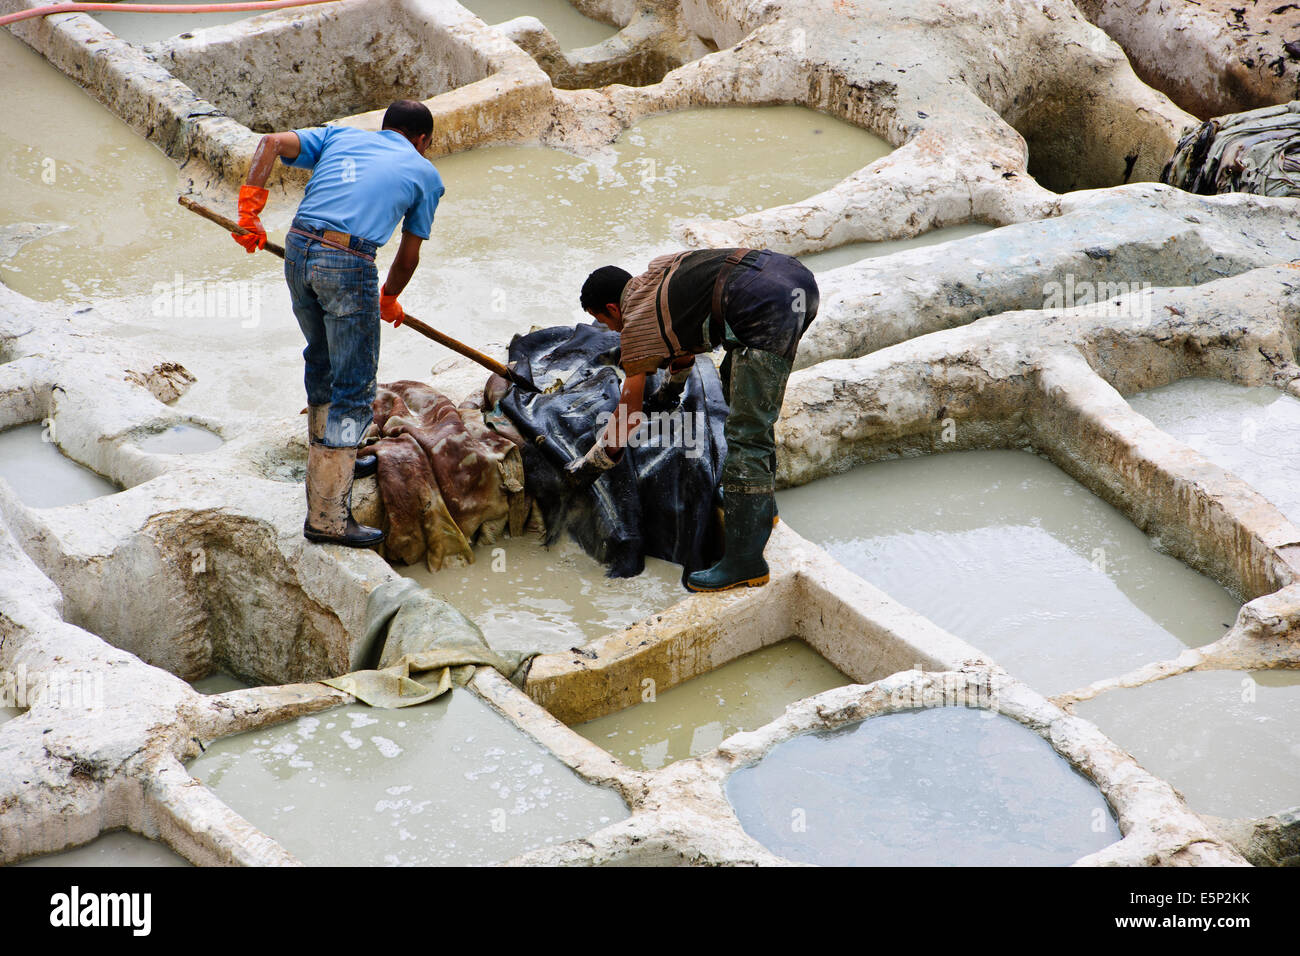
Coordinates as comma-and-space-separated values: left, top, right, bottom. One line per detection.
288, 225, 376, 262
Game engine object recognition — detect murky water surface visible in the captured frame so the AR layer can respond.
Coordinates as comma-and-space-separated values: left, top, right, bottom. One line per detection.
0, 424, 119, 508
13, 831, 190, 867
92, 0, 274, 44
462, 0, 618, 48
135, 423, 224, 455
188, 690, 629, 865
1128, 377, 1300, 526
1075, 668, 1300, 819
727, 706, 1121, 866
777, 450, 1241, 695
395, 535, 684, 655
574, 639, 850, 769
190, 671, 250, 695
2, 28, 886, 428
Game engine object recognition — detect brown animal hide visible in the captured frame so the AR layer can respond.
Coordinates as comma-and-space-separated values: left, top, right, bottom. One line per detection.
365, 380, 531, 571
482, 373, 512, 411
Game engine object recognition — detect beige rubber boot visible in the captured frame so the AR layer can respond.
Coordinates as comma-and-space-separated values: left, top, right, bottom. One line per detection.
309, 404, 377, 479
307, 404, 328, 443
303, 442, 385, 547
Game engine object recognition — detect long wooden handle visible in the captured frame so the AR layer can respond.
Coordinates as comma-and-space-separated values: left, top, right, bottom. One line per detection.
177, 195, 538, 392
179, 194, 286, 258
398, 315, 517, 381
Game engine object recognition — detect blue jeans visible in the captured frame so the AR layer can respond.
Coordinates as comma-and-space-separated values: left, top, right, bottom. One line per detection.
284, 221, 380, 448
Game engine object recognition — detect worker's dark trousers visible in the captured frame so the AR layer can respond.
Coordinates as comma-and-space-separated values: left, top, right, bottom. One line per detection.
285, 222, 381, 449
716, 251, 819, 495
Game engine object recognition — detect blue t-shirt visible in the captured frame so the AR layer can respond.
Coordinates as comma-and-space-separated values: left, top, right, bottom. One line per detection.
284, 126, 444, 245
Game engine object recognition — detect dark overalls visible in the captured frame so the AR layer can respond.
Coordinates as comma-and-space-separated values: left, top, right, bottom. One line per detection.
713, 249, 819, 495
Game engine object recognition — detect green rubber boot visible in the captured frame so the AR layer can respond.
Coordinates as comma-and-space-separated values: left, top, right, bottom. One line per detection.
686, 490, 773, 592
719, 487, 779, 529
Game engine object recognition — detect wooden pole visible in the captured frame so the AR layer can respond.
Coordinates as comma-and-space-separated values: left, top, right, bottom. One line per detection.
177, 195, 538, 391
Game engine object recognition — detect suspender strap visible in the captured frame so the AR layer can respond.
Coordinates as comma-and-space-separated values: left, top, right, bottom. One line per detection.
656, 252, 690, 356
710, 248, 754, 346
288, 226, 377, 262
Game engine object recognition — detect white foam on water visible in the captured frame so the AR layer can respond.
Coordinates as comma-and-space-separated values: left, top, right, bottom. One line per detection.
188, 690, 629, 865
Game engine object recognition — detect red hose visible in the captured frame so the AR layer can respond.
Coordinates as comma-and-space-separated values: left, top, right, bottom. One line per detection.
0, 0, 343, 29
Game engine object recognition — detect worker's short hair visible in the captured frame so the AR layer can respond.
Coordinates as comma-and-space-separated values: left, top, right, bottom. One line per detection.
581, 266, 632, 313
382, 99, 434, 139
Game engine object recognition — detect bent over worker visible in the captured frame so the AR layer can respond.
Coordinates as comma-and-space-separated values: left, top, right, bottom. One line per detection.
233, 99, 445, 547
570, 249, 818, 592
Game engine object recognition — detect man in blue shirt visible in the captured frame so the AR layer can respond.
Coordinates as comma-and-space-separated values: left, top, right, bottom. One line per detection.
234, 99, 445, 547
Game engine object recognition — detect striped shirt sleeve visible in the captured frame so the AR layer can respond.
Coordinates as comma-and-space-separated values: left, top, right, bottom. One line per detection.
618, 256, 677, 375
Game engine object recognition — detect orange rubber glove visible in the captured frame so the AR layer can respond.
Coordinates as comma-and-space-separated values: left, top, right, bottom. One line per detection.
380, 291, 404, 328
232, 184, 269, 253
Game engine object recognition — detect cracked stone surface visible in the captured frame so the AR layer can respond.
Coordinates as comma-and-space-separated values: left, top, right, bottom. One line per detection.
1077, 0, 1300, 119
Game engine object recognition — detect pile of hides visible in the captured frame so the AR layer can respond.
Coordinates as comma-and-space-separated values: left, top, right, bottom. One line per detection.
1162, 102, 1300, 196
359, 381, 536, 571
497, 322, 729, 580
323, 578, 535, 708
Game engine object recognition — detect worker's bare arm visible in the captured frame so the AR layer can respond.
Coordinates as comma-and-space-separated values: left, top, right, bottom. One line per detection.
599, 372, 647, 452
244, 132, 302, 187
232, 133, 297, 252
382, 231, 424, 298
